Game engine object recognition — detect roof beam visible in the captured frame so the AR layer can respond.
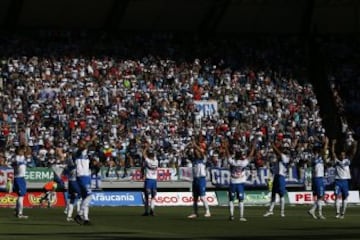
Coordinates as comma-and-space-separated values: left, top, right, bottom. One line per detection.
302, 0, 315, 35
198, 0, 231, 34
4, 0, 24, 31
104, 0, 130, 32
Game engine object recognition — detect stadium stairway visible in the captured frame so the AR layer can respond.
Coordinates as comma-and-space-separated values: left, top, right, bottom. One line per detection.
307, 36, 342, 143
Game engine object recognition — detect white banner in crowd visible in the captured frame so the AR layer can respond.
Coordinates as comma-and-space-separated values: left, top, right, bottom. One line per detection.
102, 167, 178, 182
208, 167, 301, 187
287, 191, 360, 204
178, 167, 193, 182
150, 192, 218, 206
194, 100, 218, 117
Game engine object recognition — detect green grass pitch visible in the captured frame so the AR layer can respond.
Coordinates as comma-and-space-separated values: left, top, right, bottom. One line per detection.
1, 205, 360, 240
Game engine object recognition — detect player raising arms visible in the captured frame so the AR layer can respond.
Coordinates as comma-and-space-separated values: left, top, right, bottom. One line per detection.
12, 145, 29, 219
308, 136, 329, 220
74, 139, 92, 225
64, 156, 82, 222
264, 141, 291, 217
187, 137, 211, 219
226, 139, 255, 221
141, 141, 159, 216
331, 138, 357, 219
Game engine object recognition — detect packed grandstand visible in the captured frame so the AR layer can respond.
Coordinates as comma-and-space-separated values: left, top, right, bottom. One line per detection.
0, 31, 358, 190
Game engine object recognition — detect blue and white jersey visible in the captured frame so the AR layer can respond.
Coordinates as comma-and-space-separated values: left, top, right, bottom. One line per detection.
192, 158, 207, 178
68, 167, 77, 182
75, 150, 91, 177
311, 155, 325, 178
228, 157, 249, 184
273, 153, 290, 177
51, 163, 66, 179
13, 155, 26, 178
144, 157, 159, 180
64, 158, 77, 181
335, 158, 351, 180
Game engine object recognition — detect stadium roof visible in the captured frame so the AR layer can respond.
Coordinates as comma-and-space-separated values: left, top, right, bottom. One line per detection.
1, 0, 359, 34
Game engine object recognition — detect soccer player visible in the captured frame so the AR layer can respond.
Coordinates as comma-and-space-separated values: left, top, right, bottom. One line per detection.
141, 142, 159, 216
39, 180, 58, 208
331, 138, 357, 219
64, 157, 82, 222
307, 136, 329, 220
227, 140, 255, 221
74, 139, 92, 225
263, 142, 290, 217
187, 138, 211, 218
12, 146, 28, 219
49, 160, 66, 192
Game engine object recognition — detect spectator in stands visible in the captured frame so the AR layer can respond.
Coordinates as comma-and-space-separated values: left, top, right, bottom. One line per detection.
0, 153, 6, 166
350, 134, 360, 190
126, 139, 140, 167
39, 180, 58, 208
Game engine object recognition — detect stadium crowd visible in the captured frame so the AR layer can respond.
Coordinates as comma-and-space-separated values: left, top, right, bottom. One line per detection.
321, 37, 360, 188
0, 31, 351, 180
323, 38, 360, 139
